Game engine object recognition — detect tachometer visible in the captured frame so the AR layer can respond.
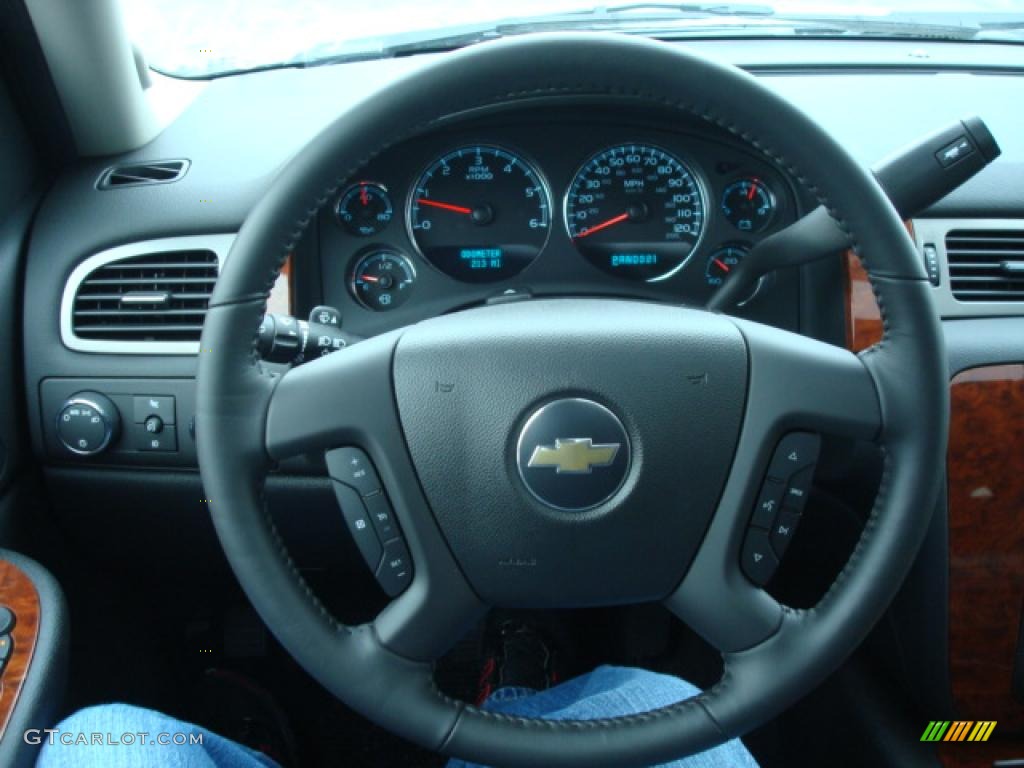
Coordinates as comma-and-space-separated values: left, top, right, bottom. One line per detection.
565, 144, 706, 281
407, 145, 551, 283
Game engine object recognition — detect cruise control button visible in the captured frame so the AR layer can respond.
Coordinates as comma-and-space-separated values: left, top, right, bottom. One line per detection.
767, 432, 820, 480
741, 529, 779, 586
326, 447, 382, 496
363, 492, 398, 542
784, 465, 815, 512
330, 480, 382, 572
771, 508, 802, 558
376, 538, 413, 597
751, 478, 785, 529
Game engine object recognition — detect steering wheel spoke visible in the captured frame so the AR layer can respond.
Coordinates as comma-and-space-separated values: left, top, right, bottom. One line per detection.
666, 319, 882, 652
265, 332, 486, 662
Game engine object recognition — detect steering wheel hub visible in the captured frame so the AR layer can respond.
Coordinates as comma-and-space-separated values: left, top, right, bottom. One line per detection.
516, 397, 631, 512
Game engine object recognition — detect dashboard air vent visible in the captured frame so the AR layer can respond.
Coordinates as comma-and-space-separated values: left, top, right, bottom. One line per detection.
946, 229, 1024, 302
97, 159, 189, 189
71, 249, 218, 343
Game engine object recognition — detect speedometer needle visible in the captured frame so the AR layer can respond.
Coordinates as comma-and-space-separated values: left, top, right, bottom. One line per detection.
416, 198, 472, 215
574, 211, 630, 239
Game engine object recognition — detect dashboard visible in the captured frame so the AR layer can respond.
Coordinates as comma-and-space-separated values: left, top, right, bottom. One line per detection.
316, 107, 805, 339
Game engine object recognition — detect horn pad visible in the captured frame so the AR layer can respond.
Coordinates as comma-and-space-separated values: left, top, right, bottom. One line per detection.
392, 298, 748, 608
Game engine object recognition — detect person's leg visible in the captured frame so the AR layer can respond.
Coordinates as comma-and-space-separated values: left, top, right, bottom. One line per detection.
36, 702, 280, 768
447, 665, 759, 768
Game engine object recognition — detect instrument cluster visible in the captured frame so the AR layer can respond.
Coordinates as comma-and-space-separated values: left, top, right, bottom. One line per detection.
317, 113, 801, 324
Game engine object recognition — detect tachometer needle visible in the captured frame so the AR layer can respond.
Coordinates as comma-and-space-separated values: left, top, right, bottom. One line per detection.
714, 258, 731, 273
416, 198, 472, 215
746, 183, 757, 201
574, 211, 630, 239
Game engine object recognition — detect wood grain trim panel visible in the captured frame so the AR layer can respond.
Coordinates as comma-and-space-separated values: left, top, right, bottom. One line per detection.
0, 560, 40, 739
947, 364, 1024, 736
842, 222, 915, 352
843, 253, 883, 352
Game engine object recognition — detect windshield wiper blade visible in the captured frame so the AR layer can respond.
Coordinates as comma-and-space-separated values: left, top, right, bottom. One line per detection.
584, 3, 774, 17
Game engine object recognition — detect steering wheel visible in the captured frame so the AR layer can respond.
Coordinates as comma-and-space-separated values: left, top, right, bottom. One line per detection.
197, 34, 947, 767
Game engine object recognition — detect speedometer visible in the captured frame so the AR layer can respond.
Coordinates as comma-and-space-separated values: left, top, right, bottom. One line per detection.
565, 144, 707, 281
407, 145, 551, 283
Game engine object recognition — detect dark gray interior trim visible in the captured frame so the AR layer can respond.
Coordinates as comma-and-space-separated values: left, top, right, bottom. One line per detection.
943, 316, 1024, 376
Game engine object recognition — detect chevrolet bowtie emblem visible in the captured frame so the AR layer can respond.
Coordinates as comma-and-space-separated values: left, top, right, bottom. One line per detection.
527, 438, 620, 474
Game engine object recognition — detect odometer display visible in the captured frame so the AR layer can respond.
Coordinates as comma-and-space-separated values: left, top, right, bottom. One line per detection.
565, 144, 706, 281
407, 146, 551, 283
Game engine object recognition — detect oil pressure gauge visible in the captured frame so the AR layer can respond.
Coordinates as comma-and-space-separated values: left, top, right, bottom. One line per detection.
350, 249, 415, 311
704, 245, 764, 305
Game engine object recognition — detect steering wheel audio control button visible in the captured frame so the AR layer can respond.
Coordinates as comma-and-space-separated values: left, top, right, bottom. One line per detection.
770, 508, 802, 559
750, 478, 785, 529
741, 529, 779, 586
330, 481, 383, 572
784, 465, 815, 512
326, 447, 382, 496
376, 538, 413, 597
767, 432, 821, 480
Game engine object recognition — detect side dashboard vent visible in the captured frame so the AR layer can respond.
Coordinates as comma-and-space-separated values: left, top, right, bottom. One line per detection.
61, 235, 234, 354
947, 229, 1024, 302
97, 159, 189, 189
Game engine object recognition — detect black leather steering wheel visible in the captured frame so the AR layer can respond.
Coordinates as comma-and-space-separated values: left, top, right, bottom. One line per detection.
197, 34, 947, 767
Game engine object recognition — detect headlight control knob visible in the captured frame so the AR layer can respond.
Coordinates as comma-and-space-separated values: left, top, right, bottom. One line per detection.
56, 392, 120, 456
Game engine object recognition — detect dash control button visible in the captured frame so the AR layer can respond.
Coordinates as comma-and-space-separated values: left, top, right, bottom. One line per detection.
767, 432, 820, 480
326, 447, 382, 497
133, 396, 175, 424
376, 538, 413, 597
0, 634, 11, 663
741, 528, 779, 586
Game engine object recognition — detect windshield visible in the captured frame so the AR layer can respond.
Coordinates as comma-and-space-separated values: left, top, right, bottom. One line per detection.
120, 0, 1024, 78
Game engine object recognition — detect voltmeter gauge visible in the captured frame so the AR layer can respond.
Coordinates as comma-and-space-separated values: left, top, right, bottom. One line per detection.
336, 182, 393, 237
350, 250, 415, 311
720, 178, 775, 233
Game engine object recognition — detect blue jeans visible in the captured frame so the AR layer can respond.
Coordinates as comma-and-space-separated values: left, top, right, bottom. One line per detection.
37, 666, 757, 768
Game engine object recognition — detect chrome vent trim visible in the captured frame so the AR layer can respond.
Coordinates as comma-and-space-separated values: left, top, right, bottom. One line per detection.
60, 235, 235, 355
96, 159, 190, 189
912, 219, 1024, 319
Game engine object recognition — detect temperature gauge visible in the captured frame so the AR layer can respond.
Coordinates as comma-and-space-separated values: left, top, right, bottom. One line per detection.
720, 178, 775, 233
350, 250, 415, 311
704, 245, 763, 305
336, 182, 393, 237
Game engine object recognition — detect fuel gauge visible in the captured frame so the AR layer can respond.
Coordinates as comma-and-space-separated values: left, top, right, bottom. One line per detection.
721, 178, 775, 233
350, 249, 415, 311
